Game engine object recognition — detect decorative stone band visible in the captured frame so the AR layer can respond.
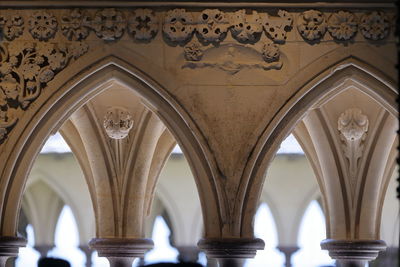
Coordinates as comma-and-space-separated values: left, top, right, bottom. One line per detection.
88, 238, 154, 258
197, 237, 265, 259
320, 239, 386, 261
0, 236, 26, 257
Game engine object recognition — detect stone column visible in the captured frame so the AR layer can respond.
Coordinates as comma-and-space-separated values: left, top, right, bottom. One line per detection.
89, 238, 153, 267
198, 238, 264, 267
0, 236, 26, 267
321, 239, 386, 267
34, 245, 53, 258
176, 246, 200, 263
277, 246, 299, 267
79, 245, 93, 267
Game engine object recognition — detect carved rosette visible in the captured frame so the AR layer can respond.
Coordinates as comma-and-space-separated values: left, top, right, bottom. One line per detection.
262, 10, 293, 43
60, 9, 91, 41
28, 11, 58, 41
0, 42, 88, 143
196, 9, 229, 43
338, 108, 369, 193
230, 10, 263, 43
103, 107, 134, 139
91, 8, 126, 41
261, 43, 280, 62
128, 9, 158, 41
360, 11, 390, 40
297, 10, 326, 41
163, 9, 194, 42
328, 11, 358, 41
0, 14, 24, 41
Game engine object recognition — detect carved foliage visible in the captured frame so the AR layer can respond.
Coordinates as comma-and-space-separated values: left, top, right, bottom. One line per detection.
60, 9, 91, 41
230, 10, 263, 43
360, 11, 390, 40
262, 10, 293, 43
28, 11, 58, 41
0, 42, 88, 143
163, 9, 194, 42
91, 8, 126, 41
297, 10, 326, 41
338, 108, 369, 192
184, 40, 203, 61
128, 8, 158, 41
261, 43, 280, 62
0, 14, 24, 41
328, 11, 358, 41
196, 9, 230, 43
103, 107, 134, 139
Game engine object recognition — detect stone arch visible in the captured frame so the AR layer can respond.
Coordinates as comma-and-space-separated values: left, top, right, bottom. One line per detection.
240, 56, 398, 237
0, 46, 219, 239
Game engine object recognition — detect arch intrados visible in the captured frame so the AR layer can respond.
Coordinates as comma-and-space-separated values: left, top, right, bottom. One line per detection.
241, 59, 398, 236
1, 57, 218, 236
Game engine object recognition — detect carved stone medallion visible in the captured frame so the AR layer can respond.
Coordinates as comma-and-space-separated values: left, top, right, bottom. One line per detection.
328, 11, 358, 41
297, 10, 326, 41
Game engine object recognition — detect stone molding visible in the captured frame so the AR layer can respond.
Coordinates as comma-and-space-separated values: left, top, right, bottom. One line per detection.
88, 238, 154, 258
0, 236, 26, 257
197, 238, 265, 259
320, 239, 386, 261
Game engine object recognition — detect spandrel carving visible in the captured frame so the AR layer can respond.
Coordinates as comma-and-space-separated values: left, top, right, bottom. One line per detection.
60, 9, 91, 41
328, 11, 358, 41
0, 41, 88, 143
0, 14, 24, 41
297, 10, 326, 41
28, 11, 58, 41
261, 43, 280, 62
230, 10, 263, 43
163, 9, 194, 43
262, 10, 293, 43
128, 8, 158, 41
91, 8, 126, 41
360, 11, 390, 40
196, 9, 229, 43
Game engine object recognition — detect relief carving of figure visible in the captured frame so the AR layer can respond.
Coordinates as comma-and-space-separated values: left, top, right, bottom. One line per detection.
128, 8, 159, 41
163, 9, 195, 42
91, 8, 126, 41
360, 11, 390, 40
28, 11, 58, 41
327, 11, 358, 41
196, 9, 229, 43
297, 10, 326, 41
230, 10, 263, 43
61, 9, 91, 41
0, 14, 24, 41
262, 10, 293, 43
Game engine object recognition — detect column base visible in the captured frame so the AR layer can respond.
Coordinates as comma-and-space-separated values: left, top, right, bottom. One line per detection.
320, 239, 386, 262
198, 238, 265, 259
89, 238, 153, 267
0, 236, 26, 267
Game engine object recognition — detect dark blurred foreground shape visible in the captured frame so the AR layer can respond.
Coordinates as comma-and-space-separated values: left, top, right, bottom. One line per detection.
38, 258, 71, 267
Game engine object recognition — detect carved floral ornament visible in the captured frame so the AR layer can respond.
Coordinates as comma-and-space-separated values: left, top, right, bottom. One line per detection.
338, 108, 369, 193
1, 8, 393, 44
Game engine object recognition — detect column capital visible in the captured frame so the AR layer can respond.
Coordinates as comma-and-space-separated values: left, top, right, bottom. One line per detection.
320, 239, 386, 262
34, 244, 54, 258
197, 238, 264, 259
0, 236, 26, 257
89, 238, 153, 258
